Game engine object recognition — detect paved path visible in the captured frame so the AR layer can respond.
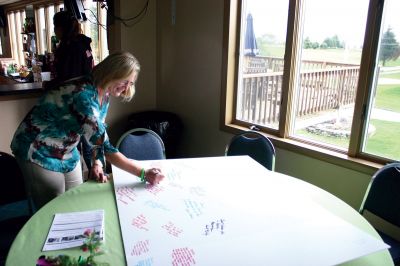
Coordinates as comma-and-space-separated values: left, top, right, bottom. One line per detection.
296, 107, 400, 129
380, 66, 400, 73
371, 108, 400, 122
378, 78, 400, 85
375, 76, 400, 121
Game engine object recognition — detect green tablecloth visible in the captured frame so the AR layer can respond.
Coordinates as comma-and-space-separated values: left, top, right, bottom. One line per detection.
6, 181, 125, 266
6, 162, 394, 266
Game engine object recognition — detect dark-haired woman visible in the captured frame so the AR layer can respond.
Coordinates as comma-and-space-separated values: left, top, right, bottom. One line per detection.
48, 10, 94, 88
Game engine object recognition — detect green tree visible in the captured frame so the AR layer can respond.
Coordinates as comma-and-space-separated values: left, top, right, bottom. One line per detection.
303, 37, 312, 49
322, 35, 344, 49
379, 27, 400, 66
322, 37, 333, 48
311, 41, 319, 49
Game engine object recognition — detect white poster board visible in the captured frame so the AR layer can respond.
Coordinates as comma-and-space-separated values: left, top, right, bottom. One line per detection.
112, 156, 388, 266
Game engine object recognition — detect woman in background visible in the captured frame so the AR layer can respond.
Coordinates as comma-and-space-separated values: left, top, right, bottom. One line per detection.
47, 10, 94, 88
11, 51, 164, 209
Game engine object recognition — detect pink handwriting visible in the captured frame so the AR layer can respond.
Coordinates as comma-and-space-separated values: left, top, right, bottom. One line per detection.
131, 239, 150, 256
132, 214, 149, 231
116, 187, 137, 205
146, 185, 164, 196
171, 247, 196, 266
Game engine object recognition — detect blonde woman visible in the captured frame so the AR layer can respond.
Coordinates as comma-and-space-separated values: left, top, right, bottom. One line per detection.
11, 51, 164, 209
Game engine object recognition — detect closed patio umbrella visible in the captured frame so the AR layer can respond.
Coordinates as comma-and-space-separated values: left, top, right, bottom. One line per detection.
244, 13, 259, 56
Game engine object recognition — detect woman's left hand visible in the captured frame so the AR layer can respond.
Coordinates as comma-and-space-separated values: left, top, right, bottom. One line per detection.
145, 168, 165, 185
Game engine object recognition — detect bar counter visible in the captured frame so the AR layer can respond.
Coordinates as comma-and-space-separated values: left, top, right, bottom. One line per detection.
0, 74, 43, 96
0, 82, 43, 96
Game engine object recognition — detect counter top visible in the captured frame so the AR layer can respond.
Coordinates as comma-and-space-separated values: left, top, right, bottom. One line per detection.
0, 82, 43, 96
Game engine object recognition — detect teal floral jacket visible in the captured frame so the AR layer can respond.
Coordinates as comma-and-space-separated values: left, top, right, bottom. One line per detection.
10, 76, 117, 173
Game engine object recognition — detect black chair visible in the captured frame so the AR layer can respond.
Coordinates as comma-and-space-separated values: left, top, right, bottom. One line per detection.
359, 162, 400, 265
225, 131, 276, 171
0, 152, 33, 265
126, 111, 183, 158
116, 128, 166, 160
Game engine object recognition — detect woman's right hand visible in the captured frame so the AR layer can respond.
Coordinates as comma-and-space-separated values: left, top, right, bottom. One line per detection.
145, 168, 165, 185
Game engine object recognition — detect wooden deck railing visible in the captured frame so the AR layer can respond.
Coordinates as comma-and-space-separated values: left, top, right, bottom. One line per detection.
243, 56, 358, 73
238, 58, 360, 125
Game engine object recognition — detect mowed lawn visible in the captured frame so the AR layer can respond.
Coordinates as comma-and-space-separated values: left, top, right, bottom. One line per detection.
296, 119, 400, 159
375, 84, 400, 112
365, 119, 400, 159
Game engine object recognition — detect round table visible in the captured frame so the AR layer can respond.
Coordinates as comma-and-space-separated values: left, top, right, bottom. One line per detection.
6, 156, 394, 266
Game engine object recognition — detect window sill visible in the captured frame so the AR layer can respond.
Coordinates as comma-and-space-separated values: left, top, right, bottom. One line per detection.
222, 123, 383, 175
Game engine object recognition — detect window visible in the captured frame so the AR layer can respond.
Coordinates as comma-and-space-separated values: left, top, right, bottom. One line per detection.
362, 0, 400, 160
80, 0, 108, 64
4, 1, 108, 67
293, 0, 369, 151
236, 0, 289, 130
7, 9, 25, 66
223, 0, 400, 164
35, 7, 47, 55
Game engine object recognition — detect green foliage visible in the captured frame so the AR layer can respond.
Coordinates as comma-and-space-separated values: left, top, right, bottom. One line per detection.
37, 229, 109, 266
311, 41, 320, 49
7, 63, 18, 74
379, 27, 400, 66
322, 35, 344, 49
303, 37, 312, 49
302, 35, 345, 50
320, 42, 328, 49
302, 37, 321, 49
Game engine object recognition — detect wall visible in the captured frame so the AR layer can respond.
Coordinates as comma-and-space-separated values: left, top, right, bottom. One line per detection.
0, 96, 39, 154
102, 0, 158, 143
156, 0, 231, 156
155, 0, 372, 209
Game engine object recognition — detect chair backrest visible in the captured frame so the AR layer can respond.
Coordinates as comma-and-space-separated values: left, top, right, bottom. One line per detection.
0, 151, 33, 219
225, 131, 276, 171
0, 152, 28, 206
359, 162, 400, 227
0, 152, 33, 263
116, 128, 166, 160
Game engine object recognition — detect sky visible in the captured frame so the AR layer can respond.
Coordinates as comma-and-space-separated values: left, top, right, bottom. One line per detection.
245, 0, 400, 48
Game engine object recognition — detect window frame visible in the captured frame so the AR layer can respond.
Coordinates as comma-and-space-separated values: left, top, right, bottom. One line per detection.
221, 0, 387, 173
